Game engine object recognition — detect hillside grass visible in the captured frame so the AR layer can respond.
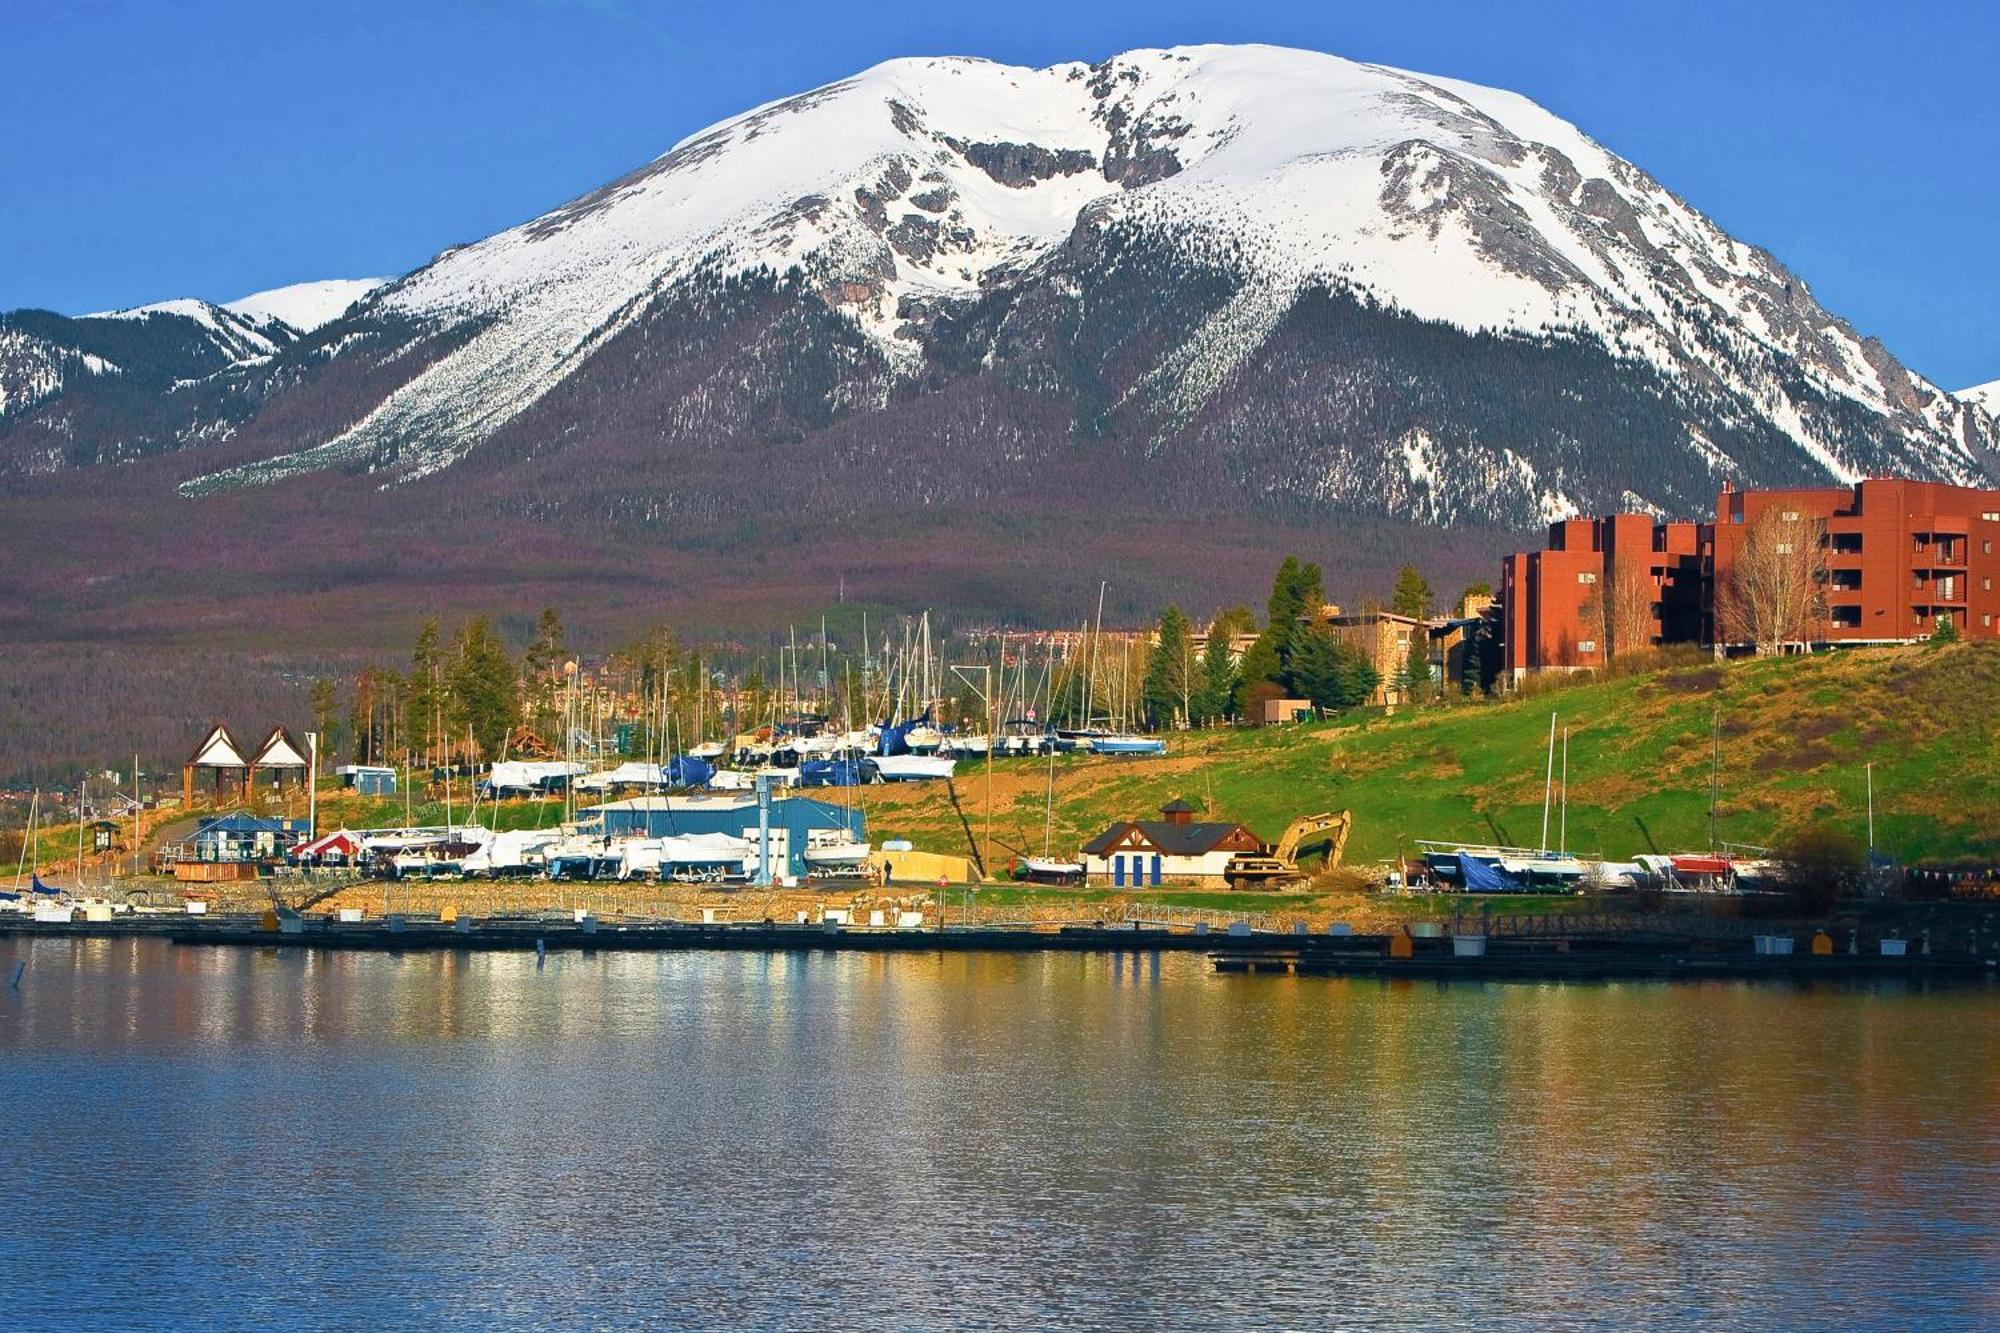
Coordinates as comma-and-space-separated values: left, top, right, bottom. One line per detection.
861, 643, 2000, 869
19, 644, 1990, 887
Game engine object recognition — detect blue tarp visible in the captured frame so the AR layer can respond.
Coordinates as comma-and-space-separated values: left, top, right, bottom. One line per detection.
666, 756, 714, 788
1457, 852, 1521, 894
799, 758, 865, 787
30, 874, 62, 896
876, 709, 933, 757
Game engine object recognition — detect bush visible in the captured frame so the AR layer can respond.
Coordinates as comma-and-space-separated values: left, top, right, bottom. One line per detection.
1773, 823, 1867, 913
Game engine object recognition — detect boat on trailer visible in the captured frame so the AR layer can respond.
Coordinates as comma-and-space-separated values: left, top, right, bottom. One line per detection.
1090, 735, 1166, 757
867, 754, 956, 782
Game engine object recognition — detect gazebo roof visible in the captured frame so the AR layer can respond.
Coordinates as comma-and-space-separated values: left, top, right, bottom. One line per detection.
186, 723, 247, 771
251, 726, 309, 769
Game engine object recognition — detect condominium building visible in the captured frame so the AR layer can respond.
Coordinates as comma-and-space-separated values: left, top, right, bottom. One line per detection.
1500, 478, 2000, 676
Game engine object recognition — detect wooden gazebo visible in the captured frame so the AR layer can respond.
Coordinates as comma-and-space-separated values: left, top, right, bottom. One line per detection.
249, 725, 310, 793
182, 723, 248, 807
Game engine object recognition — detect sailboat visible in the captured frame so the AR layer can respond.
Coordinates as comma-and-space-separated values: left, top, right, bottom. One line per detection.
1021, 744, 1085, 884
1416, 713, 1581, 889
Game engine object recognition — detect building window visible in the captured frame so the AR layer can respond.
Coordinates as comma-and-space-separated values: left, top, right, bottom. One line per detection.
1829, 569, 1862, 590
1577, 639, 1597, 653
1578, 571, 1597, 584
1986, 540, 1994, 554
1831, 606, 1862, 628
1781, 510, 1800, 521
1830, 533, 1863, 554
1983, 512, 2000, 522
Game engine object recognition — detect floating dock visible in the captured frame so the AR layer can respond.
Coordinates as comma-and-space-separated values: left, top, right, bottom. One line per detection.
2, 915, 1991, 981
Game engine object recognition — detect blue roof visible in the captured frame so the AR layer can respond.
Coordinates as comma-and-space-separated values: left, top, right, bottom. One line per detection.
194, 813, 297, 836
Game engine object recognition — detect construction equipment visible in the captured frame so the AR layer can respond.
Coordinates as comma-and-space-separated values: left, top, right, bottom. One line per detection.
1226, 811, 1352, 888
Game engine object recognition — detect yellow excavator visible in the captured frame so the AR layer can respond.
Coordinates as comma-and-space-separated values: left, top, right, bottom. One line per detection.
1226, 811, 1353, 888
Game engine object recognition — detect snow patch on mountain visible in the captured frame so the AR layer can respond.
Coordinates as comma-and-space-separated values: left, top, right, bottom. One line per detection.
1959, 379, 2000, 419
224, 278, 387, 333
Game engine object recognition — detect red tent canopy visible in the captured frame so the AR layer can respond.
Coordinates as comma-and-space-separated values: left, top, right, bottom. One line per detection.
294, 830, 361, 860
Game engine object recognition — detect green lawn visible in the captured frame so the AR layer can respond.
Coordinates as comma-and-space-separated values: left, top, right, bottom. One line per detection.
865, 643, 2000, 868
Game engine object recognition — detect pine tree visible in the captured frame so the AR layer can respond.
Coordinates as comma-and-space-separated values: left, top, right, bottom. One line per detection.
1195, 618, 1240, 724
1287, 627, 1379, 712
406, 618, 444, 763
308, 677, 341, 760
1242, 556, 1325, 704
1398, 627, 1432, 707
1142, 605, 1193, 729
1392, 565, 1434, 619
448, 618, 520, 760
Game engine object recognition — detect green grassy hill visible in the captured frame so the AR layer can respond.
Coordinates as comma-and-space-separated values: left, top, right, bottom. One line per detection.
864, 643, 2000, 870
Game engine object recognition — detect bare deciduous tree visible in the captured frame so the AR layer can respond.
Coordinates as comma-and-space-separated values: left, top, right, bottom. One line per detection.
1604, 559, 1659, 658
1718, 508, 1828, 654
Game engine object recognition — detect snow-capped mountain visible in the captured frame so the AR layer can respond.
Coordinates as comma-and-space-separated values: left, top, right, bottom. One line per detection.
0, 279, 385, 467
6, 46, 1994, 525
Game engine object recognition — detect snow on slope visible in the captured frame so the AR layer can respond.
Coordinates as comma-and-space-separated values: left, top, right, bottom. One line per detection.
185, 43, 1994, 496
84, 295, 293, 361
0, 326, 116, 418
224, 278, 387, 333
1959, 379, 2000, 419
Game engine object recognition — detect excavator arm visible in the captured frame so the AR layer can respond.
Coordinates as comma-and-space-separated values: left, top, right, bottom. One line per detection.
1271, 811, 1352, 868
1225, 810, 1353, 888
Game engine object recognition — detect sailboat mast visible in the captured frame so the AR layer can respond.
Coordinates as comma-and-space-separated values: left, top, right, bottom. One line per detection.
14, 790, 34, 889
1539, 712, 1557, 853
1708, 708, 1720, 854
1559, 726, 1570, 855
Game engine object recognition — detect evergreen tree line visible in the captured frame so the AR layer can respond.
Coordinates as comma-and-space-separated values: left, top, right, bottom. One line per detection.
1136, 557, 1499, 729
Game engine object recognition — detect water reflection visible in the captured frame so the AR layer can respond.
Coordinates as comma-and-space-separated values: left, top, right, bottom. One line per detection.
1, 937, 1995, 1328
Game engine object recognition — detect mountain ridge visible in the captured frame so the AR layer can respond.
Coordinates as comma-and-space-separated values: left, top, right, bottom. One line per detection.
0, 43, 1992, 637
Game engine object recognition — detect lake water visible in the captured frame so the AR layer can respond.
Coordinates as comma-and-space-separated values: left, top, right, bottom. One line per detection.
1, 937, 1995, 1330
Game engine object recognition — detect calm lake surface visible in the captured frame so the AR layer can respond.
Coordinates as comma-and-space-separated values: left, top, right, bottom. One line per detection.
1, 937, 1995, 1330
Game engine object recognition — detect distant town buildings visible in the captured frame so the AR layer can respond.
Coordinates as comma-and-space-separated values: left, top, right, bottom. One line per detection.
1500, 478, 2000, 676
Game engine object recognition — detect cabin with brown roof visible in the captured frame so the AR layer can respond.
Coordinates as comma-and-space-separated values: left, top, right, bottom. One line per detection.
1080, 799, 1264, 887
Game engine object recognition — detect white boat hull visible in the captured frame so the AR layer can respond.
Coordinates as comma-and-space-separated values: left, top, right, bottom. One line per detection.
870, 755, 957, 782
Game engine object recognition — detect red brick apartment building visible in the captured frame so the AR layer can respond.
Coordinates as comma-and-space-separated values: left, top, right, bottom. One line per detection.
1502, 478, 2000, 677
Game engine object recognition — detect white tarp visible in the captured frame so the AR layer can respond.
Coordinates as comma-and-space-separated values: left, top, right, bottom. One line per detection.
487, 760, 588, 792
574, 762, 667, 793
462, 829, 559, 875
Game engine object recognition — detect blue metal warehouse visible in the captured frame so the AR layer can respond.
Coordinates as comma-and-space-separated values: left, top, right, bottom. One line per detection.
581, 794, 865, 880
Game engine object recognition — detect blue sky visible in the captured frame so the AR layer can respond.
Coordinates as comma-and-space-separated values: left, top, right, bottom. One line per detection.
2, 0, 1994, 387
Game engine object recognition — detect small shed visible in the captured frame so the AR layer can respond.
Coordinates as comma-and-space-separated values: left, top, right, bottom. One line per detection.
335, 765, 397, 795
88, 819, 121, 853
183, 723, 248, 807
1261, 698, 1314, 725
1082, 800, 1264, 887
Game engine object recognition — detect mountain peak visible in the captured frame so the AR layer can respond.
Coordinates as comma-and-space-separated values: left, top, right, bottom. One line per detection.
223, 278, 388, 333
5, 42, 1993, 526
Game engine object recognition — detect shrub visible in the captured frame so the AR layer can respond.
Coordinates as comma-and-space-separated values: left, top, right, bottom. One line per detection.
1773, 823, 1867, 913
